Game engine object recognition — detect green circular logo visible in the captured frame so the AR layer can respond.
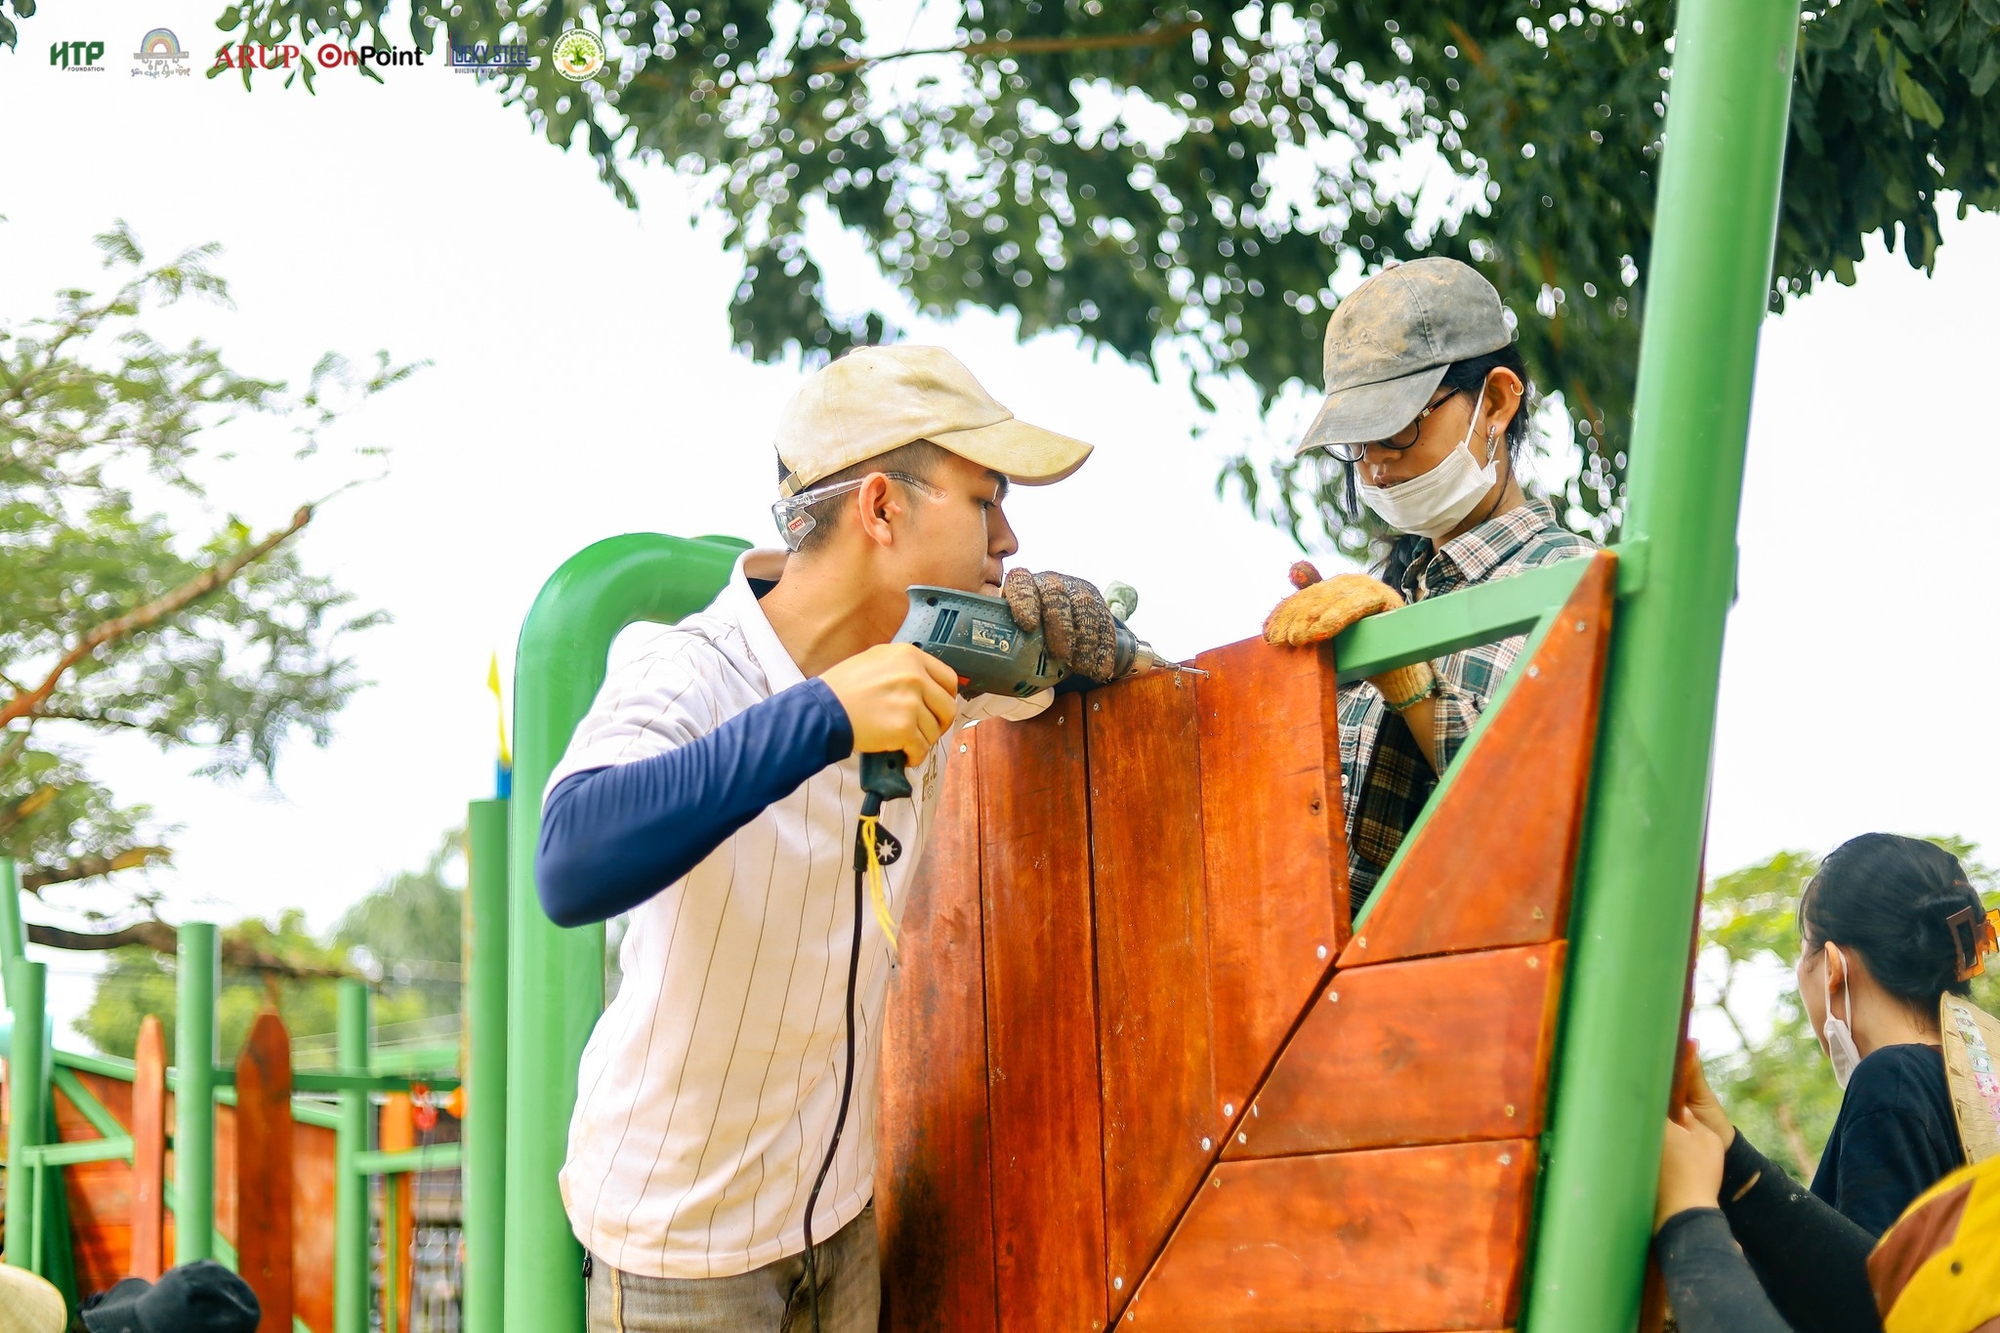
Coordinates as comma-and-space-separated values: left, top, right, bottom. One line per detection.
552, 28, 604, 81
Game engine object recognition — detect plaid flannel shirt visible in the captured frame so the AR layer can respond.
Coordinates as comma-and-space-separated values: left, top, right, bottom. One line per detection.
1340, 500, 1596, 913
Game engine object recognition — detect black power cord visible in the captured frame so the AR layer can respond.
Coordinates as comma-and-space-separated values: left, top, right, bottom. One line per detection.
799, 792, 877, 1333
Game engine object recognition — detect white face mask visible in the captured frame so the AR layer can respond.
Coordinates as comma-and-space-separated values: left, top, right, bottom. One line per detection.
1358, 383, 1502, 541
1819, 945, 1863, 1090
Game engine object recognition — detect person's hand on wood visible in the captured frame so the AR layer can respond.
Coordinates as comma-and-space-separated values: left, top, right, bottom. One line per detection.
1264, 561, 1436, 711
1003, 569, 1119, 683
1655, 1108, 1728, 1232
1679, 1039, 1737, 1150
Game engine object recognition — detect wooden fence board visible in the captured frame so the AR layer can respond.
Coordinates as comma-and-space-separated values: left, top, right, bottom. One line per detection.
1085, 672, 1216, 1303
237, 1011, 295, 1333
979, 698, 1107, 1333
877, 724, 999, 1333
131, 1015, 166, 1281
1194, 637, 1348, 1130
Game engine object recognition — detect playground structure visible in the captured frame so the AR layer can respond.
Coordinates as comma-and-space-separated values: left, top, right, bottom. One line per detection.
1, 0, 1799, 1327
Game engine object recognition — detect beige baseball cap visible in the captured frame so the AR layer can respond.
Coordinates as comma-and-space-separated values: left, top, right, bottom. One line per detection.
775, 345, 1094, 497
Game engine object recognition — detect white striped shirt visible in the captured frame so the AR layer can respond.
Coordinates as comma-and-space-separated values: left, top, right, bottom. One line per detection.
547, 549, 1046, 1279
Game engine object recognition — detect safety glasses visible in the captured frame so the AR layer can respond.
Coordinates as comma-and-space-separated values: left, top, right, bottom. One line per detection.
772, 471, 946, 551
1327, 388, 1464, 464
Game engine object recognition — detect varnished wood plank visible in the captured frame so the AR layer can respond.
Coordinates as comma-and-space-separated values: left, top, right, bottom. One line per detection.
1194, 636, 1348, 1125
1086, 670, 1217, 1302
132, 1014, 167, 1281
1341, 553, 1615, 968
380, 1092, 416, 1333
877, 724, 999, 1333
980, 696, 1107, 1333
1126, 1139, 1538, 1332
237, 1011, 295, 1333
1223, 944, 1565, 1160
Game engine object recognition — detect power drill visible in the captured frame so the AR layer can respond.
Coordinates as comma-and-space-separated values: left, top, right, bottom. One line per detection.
858, 584, 1191, 803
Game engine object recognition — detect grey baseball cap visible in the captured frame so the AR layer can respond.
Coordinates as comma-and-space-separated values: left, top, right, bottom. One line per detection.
1295, 257, 1513, 456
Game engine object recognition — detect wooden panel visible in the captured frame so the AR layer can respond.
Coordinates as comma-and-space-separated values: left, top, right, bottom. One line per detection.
1126, 1139, 1538, 1332
980, 696, 1107, 1333
132, 1015, 167, 1281
53, 1073, 138, 1298
1223, 944, 1565, 1160
381, 1093, 415, 1333
876, 723, 998, 1333
291, 1112, 338, 1333
1086, 671, 1216, 1301
1340, 553, 1615, 968
238, 1011, 295, 1333
1194, 636, 1347, 1121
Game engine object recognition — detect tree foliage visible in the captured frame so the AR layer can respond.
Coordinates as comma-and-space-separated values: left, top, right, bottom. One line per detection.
1697, 838, 2000, 1181
0, 222, 417, 909
79, 826, 467, 1063
181, 0, 2000, 551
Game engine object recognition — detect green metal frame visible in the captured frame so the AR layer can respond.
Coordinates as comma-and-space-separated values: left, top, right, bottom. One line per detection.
502, 533, 749, 1332
463, 797, 509, 1333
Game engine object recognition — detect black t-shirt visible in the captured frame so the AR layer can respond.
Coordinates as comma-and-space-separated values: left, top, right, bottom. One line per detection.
1809, 1042, 1963, 1236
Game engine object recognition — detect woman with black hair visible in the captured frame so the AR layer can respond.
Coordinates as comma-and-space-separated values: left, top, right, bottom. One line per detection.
1647, 833, 1991, 1333
1263, 257, 1595, 910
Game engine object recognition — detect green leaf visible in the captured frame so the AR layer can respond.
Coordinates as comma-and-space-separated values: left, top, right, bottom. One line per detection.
1972, 43, 2000, 96
1894, 65, 1947, 126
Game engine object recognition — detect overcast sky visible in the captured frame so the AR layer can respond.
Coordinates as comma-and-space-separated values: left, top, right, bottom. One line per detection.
5, 20, 1997, 1044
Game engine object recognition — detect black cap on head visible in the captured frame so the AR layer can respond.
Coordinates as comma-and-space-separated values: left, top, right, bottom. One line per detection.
81, 1262, 260, 1333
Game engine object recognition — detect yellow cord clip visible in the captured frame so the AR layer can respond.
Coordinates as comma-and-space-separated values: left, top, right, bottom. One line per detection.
859, 815, 900, 953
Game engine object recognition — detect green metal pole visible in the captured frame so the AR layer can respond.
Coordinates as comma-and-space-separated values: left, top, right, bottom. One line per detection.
173, 922, 218, 1264
504, 534, 744, 1332
335, 978, 372, 1333
0, 859, 27, 983
463, 797, 509, 1333
6, 958, 45, 1270
1521, 1, 1801, 1329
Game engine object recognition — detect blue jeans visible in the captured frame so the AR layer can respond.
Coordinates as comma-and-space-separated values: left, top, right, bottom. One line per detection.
586, 1205, 879, 1333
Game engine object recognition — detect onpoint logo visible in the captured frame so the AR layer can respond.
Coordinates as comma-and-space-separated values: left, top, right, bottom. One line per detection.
50, 40, 108, 72
551, 29, 604, 81
133, 29, 192, 80
313, 42, 428, 70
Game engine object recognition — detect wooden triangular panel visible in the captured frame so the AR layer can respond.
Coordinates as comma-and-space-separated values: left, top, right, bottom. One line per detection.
1339, 551, 1616, 968
1124, 1139, 1538, 1332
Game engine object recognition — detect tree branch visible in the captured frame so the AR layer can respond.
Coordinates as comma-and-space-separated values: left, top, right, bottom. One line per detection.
0, 504, 314, 729
21, 847, 172, 891
811, 21, 1211, 74
22, 920, 350, 980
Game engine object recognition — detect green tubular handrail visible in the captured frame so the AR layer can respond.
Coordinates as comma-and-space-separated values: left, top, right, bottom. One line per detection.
503, 533, 750, 1333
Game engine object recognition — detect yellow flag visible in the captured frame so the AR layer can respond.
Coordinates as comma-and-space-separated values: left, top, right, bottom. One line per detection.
488, 652, 512, 768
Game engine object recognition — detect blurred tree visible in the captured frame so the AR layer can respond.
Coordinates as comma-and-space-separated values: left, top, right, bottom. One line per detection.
76, 827, 466, 1062
1698, 837, 2000, 1180
0, 222, 417, 920
151, 0, 2000, 552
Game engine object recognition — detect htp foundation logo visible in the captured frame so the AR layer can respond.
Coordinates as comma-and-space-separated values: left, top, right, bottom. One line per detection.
50, 40, 107, 72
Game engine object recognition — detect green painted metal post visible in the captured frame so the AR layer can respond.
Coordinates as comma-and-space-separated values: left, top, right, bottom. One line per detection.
174, 922, 218, 1264
6, 958, 45, 1270
0, 859, 27, 983
463, 797, 509, 1333
1521, 1, 1802, 1329
335, 978, 372, 1333
504, 534, 745, 1332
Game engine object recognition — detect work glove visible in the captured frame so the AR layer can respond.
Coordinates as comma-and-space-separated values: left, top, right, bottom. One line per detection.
1263, 561, 1436, 711
1003, 568, 1120, 684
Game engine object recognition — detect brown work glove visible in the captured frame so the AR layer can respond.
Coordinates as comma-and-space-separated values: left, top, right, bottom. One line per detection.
1263, 562, 1435, 710
1003, 568, 1120, 683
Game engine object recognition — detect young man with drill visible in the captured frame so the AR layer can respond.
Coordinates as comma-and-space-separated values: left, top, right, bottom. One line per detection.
534, 345, 1117, 1332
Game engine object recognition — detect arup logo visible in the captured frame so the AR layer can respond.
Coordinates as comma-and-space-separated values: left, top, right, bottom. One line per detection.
551, 29, 604, 81
213, 44, 304, 69
50, 40, 108, 72
450, 41, 533, 75
133, 29, 192, 80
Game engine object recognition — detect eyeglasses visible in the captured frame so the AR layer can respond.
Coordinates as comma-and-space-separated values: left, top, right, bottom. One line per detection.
1327, 389, 1463, 464
772, 471, 946, 551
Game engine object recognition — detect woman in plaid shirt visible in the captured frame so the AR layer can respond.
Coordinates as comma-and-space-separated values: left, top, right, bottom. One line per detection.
1263, 258, 1597, 912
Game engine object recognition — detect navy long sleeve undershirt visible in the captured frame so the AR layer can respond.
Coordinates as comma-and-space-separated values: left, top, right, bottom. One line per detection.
535, 678, 855, 928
